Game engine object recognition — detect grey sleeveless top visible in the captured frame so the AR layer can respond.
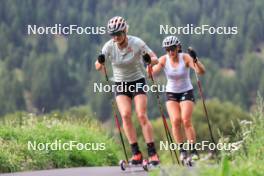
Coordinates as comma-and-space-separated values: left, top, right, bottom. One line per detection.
102, 35, 152, 82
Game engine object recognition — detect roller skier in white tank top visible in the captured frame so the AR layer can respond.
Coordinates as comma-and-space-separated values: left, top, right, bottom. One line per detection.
150, 36, 206, 162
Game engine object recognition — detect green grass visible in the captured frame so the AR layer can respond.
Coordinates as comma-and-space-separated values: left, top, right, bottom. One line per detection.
149, 95, 264, 176
0, 98, 262, 175
0, 108, 121, 173
199, 95, 264, 176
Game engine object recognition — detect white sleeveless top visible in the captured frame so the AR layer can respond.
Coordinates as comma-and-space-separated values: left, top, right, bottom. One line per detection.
163, 53, 193, 93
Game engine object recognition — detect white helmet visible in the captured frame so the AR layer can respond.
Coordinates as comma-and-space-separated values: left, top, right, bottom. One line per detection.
107, 16, 127, 34
162, 36, 180, 48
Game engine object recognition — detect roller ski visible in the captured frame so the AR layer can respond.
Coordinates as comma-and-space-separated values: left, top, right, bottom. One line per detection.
180, 150, 188, 166
142, 153, 160, 171
119, 152, 144, 171
180, 149, 199, 167
184, 155, 194, 167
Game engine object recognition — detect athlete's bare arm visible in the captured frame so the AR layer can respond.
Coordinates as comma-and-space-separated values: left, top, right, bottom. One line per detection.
184, 54, 205, 75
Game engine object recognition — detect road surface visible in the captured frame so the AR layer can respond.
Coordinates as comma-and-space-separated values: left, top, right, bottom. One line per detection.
1, 166, 149, 176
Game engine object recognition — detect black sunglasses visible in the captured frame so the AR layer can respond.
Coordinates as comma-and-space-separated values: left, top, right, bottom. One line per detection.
165, 45, 177, 52
110, 31, 124, 37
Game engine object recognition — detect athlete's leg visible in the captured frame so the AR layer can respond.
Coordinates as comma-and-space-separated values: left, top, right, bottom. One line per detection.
166, 101, 184, 143
116, 95, 143, 163
134, 94, 153, 143
179, 101, 196, 143
134, 94, 159, 164
180, 100, 199, 159
116, 95, 137, 144
167, 100, 188, 161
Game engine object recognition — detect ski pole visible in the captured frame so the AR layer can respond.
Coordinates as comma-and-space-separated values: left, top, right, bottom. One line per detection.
187, 47, 217, 153
97, 54, 129, 163
143, 54, 180, 165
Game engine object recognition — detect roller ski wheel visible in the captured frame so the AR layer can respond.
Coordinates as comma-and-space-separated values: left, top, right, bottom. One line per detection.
119, 160, 127, 171
180, 150, 188, 166
184, 152, 199, 167
142, 159, 149, 171
186, 151, 199, 167
185, 156, 193, 167
119, 159, 145, 171
142, 159, 159, 171
142, 155, 160, 171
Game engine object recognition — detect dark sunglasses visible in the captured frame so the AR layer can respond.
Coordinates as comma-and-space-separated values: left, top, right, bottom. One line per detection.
165, 46, 177, 52
110, 31, 124, 37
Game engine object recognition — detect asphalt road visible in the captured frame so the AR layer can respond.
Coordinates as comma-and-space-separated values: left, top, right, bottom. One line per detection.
1, 166, 149, 176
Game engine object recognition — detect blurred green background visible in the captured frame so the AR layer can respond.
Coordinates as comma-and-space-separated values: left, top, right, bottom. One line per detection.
0, 0, 263, 174
0, 0, 263, 117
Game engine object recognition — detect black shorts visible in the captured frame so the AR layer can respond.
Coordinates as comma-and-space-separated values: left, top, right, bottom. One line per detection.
166, 89, 195, 102
115, 78, 146, 99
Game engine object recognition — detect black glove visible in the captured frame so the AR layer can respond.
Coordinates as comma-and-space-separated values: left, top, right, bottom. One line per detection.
98, 54, 105, 64
143, 53, 151, 65
187, 47, 198, 63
